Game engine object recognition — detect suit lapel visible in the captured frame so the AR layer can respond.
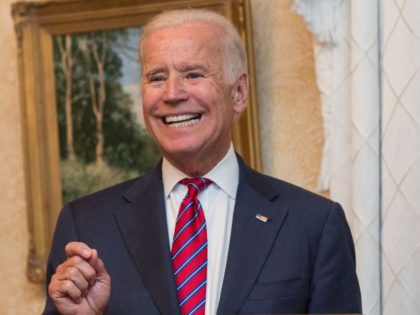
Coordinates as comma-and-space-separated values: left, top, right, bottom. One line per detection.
217, 161, 288, 315
112, 158, 288, 314
114, 165, 180, 315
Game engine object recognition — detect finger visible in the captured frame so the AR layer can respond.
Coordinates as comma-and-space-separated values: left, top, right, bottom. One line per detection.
65, 242, 93, 260
49, 276, 83, 304
57, 266, 90, 296
56, 255, 97, 287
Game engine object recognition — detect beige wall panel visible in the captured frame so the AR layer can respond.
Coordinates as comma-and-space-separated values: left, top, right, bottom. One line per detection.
251, 0, 324, 192
0, 0, 45, 314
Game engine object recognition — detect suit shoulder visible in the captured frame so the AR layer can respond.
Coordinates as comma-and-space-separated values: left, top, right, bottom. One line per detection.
69, 178, 134, 208
67, 165, 160, 214
270, 175, 333, 207
245, 166, 334, 207
242, 165, 344, 227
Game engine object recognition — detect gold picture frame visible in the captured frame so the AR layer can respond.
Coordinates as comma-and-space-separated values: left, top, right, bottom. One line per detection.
12, 0, 261, 283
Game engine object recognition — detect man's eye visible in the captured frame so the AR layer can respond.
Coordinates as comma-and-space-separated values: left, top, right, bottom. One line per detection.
186, 72, 204, 79
149, 76, 166, 83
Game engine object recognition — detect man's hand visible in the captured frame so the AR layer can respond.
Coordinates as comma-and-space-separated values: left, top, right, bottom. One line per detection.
48, 242, 111, 315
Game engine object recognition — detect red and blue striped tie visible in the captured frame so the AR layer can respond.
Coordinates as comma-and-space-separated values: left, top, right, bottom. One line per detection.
171, 177, 212, 315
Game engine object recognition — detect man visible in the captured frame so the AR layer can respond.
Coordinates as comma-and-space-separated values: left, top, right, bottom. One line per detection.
44, 9, 362, 315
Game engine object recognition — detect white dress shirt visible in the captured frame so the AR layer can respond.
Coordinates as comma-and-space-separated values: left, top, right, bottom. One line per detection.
162, 145, 239, 315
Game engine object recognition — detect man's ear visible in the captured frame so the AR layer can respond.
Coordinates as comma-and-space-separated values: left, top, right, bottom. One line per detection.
232, 73, 249, 117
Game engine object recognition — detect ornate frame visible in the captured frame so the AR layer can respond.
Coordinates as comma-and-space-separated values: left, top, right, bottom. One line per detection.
12, 0, 261, 282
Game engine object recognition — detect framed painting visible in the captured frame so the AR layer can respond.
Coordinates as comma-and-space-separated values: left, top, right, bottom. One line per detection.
12, 0, 261, 282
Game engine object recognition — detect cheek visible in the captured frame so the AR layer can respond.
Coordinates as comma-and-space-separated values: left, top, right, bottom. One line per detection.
142, 85, 162, 105
141, 96, 157, 127
142, 91, 152, 108
192, 85, 230, 108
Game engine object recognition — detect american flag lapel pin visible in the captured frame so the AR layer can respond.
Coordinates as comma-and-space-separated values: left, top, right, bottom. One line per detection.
256, 213, 269, 223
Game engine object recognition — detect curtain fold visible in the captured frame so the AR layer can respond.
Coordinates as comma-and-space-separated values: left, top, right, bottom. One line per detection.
290, 1, 385, 314
278, 1, 420, 313
381, 0, 420, 313
291, 0, 420, 313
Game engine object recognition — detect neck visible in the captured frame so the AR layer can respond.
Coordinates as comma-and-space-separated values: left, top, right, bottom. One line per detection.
164, 145, 230, 177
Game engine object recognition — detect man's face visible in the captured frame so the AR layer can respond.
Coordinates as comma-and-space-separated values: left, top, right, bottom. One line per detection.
141, 22, 247, 174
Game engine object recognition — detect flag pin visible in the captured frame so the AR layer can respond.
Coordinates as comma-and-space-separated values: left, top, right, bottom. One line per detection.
256, 213, 269, 223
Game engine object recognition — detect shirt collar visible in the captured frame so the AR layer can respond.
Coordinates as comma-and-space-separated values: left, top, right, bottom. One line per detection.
162, 144, 239, 199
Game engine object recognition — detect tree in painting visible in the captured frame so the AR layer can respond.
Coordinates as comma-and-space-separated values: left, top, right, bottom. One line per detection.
54, 28, 160, 203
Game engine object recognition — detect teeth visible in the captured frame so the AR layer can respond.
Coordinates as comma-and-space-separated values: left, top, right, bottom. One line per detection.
163, 114, 201, 128
167, 118, 200, 128
164, 114, 200, 123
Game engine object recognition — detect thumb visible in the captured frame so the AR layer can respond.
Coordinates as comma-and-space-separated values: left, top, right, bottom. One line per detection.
89, 249, 109, 279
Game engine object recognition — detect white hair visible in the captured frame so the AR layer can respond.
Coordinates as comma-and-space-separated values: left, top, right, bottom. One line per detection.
139, 9, 248, 83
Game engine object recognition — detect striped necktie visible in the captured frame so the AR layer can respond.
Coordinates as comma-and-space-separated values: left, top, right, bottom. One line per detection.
171, 177, 212, 315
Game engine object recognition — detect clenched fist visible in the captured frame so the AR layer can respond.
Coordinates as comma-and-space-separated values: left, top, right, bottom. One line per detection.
48, 242, 111, 315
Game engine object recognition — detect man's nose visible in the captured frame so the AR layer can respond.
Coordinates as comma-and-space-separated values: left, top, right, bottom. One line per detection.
163, 76, 188, 104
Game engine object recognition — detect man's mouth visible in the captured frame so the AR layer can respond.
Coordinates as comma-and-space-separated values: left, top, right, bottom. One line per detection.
163, 114, 202, 128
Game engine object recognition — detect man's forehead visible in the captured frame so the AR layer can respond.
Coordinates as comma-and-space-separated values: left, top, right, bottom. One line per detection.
140, 20, 226, 73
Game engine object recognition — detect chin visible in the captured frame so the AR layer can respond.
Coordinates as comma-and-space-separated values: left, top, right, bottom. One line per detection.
161, 143, 206, 160
160, 138, 200, 152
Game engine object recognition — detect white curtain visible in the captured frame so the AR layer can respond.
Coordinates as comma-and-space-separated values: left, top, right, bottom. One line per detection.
290, 0, 420, 314
381, 0, 420, 313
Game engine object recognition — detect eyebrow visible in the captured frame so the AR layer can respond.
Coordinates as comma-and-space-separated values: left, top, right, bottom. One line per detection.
180, 64, 209, 72
144, 67, 166, 78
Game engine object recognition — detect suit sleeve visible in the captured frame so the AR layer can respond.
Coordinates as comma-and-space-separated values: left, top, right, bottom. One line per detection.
308, 202, 362, 313
42, 204, 79, 315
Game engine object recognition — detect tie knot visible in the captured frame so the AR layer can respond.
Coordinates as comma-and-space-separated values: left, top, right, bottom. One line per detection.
181, 177, 212, 198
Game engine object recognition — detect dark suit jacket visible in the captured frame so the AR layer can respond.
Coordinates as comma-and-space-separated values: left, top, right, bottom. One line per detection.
43, 157, 362, 314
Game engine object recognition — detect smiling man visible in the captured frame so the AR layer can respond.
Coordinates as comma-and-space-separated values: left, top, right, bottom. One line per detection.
44, 9, 362, 315
140, 19, 247, 177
